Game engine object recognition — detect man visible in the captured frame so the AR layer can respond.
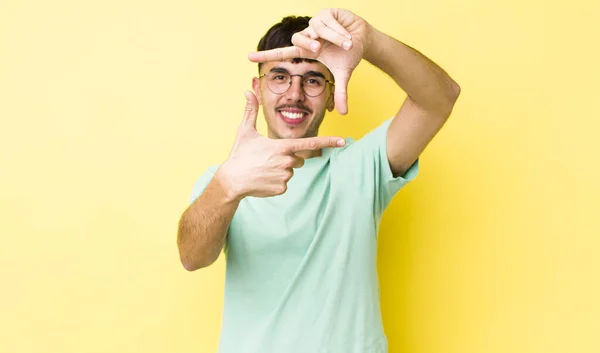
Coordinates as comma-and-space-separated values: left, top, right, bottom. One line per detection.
177, 8, 460, 353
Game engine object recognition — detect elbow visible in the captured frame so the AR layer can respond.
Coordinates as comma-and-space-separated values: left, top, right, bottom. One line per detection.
442, 79, 461, 105
181, 258, 202, 272
449, 80, 461, 101
437, 80, 461, 115
178, 248, 217, 271
180, 256, 209, 272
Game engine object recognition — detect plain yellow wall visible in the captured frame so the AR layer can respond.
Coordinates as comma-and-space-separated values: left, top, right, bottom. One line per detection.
1, 0, 598, 352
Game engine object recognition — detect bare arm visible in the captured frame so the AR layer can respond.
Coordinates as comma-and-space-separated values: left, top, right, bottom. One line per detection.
177, 169, 241, 271
176, 91, 346, 271
364, 27, 461, 177
247, 9, 461, 177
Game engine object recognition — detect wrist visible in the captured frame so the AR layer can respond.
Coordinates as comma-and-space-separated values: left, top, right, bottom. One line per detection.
214, 165, 245, 204
363, 24, 383, 64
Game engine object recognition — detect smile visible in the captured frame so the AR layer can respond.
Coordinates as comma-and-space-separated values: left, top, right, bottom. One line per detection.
278, 109, 309, 125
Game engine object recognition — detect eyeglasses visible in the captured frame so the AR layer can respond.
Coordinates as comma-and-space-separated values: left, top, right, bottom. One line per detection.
259, 70, 335, 97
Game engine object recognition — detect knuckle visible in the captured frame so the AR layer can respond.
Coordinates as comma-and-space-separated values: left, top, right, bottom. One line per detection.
275, 184, 287, 195
281, 156, 296, 169
285, 170, 294, 181
308, 17, 319, 27
291, 32, 300, 44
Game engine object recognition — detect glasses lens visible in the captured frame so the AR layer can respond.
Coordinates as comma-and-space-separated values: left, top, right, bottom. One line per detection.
265, 72, 328, 96
302, 75, 326, 97
266, 72, 291, 94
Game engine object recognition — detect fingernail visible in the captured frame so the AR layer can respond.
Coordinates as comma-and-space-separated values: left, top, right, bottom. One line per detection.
343, 40, 352, 50
311, 42, 319, 52
337, 139, 346, 147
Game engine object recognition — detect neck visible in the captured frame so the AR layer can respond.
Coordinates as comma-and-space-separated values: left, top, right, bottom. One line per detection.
296, 149, 322, 159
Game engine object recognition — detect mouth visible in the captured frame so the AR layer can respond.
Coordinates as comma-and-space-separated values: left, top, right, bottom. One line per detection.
277, 108, 310, 125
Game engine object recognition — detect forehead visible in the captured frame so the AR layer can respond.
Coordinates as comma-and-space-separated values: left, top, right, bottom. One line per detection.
260, 59, 330, 75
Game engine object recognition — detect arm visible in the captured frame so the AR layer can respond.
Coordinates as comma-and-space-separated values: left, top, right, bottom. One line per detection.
177, 91, 346, 271
247, 8, 461, 177
363, 26, 461, 177
177, 169, 240, 271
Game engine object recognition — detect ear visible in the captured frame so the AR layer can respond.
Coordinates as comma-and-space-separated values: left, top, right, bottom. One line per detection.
326, 90, 335, 112
252, 77, 262, 105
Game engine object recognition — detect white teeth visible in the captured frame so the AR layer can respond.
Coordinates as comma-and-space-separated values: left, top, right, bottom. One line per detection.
280, 111, 304, 120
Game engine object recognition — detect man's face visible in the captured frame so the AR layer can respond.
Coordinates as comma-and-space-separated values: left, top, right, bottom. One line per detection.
252, 60, 335, 140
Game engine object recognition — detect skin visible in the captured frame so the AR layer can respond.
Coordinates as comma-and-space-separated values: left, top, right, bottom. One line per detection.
177, 87, 345, 271
252, 59, 335, 159
177, 8, 461, 270
249, 8, 461, 176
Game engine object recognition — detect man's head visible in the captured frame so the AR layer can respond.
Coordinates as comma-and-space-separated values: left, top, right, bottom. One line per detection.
252, 16, 335, 140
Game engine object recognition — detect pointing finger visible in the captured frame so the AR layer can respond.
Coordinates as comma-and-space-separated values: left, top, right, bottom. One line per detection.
248, 46, 316, 63
283, 136, 346, 153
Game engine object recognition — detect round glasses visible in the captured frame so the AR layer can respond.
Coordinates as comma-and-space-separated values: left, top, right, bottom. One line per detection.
260, 71, 335, 97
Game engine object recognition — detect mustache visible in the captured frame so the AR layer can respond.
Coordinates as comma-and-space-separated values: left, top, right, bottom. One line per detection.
275, 104, 312, 114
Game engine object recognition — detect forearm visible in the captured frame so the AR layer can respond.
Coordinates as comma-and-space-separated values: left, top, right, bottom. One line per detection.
177, 170, 241, 271
363, 25, 460, 112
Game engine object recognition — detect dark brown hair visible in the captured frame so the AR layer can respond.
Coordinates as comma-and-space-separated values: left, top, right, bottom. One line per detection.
256, 16, 318, 71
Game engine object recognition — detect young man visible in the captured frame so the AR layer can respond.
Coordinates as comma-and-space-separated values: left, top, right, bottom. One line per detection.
177, 8, 460, 353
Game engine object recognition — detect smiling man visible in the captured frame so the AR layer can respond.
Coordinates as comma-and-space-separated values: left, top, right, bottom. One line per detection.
177, 8, 460, 353
255, 61, 334, 142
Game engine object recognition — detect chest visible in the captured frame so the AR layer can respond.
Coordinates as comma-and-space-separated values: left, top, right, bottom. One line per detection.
225, 162, 376, 263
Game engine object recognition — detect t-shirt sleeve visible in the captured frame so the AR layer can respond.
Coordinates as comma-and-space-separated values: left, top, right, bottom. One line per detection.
188, 165, 220, 205
335, 118, 419, 218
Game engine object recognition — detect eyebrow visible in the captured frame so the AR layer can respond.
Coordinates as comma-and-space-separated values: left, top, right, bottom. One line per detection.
269, 67, 327, 79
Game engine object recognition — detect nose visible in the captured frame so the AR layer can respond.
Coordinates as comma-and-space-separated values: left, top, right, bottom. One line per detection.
284, 76, 306, 102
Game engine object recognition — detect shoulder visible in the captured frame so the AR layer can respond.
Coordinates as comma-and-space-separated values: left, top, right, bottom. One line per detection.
329, 118, 394, 158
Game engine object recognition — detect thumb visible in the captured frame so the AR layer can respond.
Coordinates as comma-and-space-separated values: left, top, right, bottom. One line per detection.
241, 90, 259, 132
332, 70, 351, 115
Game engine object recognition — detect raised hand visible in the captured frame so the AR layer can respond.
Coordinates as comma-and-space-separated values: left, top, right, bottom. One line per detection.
248, 8, 370, 115
218, 91, 346, 199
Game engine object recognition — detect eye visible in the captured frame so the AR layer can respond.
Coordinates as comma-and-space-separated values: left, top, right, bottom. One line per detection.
304, 77, 323, 86
271, 74, 289, 82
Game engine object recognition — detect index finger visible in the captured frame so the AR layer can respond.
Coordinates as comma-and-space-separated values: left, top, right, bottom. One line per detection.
282, 136, 346, 153
248, 46, 316, 63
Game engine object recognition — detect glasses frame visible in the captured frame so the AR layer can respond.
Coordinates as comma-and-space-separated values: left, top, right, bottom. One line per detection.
259, 70, 335, 97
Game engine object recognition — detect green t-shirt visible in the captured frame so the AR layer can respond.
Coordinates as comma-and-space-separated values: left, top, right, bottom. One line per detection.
189, 118, 419, 353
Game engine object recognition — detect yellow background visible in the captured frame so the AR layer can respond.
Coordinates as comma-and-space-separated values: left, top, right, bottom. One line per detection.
1, 0, 598, 352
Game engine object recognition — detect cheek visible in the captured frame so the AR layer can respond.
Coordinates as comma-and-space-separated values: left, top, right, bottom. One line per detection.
313, 97, 330, 112
260, 88, 276, 107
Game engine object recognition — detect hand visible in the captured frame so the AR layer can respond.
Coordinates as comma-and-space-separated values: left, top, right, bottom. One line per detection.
218, 91, 346, 199
248, 8, 370, 115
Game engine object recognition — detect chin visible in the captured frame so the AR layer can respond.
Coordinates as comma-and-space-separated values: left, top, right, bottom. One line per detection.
277, 130, 308, 140
267, 114, 322, 140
